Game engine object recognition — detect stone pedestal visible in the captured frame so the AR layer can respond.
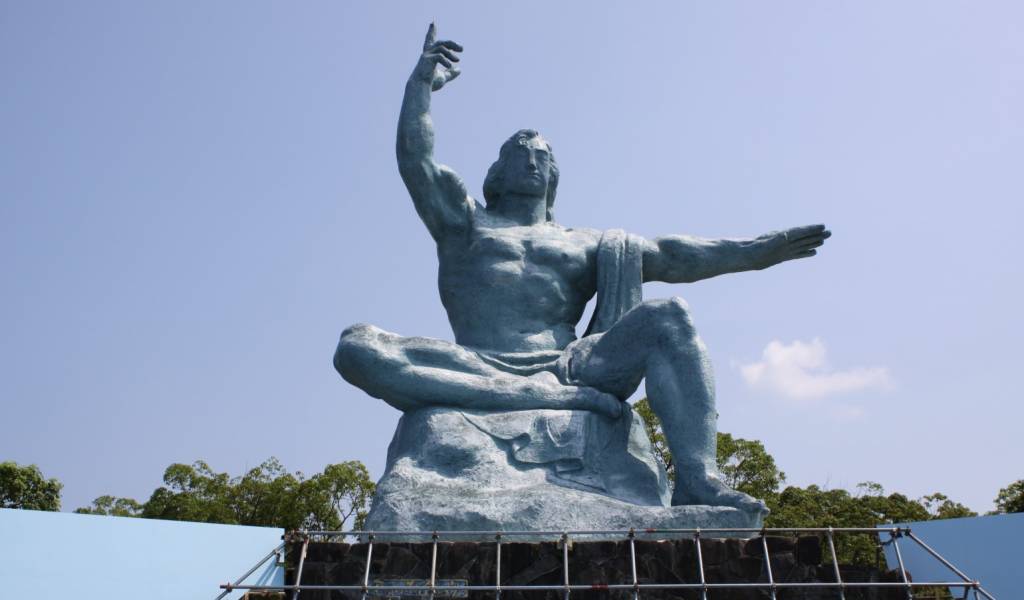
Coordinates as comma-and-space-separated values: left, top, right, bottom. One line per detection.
365, 407, 763, 536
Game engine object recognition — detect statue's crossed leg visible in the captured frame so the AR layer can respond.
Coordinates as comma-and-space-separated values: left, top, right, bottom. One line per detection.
335, 324, 622, 417
335, 296, 767, 515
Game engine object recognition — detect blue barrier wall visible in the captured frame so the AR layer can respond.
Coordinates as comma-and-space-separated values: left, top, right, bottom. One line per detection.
884, 513, 1021, 599
0, 508, 284, 600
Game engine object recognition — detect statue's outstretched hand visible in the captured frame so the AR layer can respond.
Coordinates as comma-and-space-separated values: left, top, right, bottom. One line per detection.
754, 224, 831, 269
413, 23, 463, 92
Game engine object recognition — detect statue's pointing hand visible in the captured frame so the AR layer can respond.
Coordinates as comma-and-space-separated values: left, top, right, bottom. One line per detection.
754, 224, 832, 269
417, 23, 463, 92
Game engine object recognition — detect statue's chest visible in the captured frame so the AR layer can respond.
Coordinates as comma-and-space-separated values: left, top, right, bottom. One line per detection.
466, 227, 589, 278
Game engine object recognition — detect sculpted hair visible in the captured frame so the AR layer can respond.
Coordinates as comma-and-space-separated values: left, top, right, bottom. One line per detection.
483, 129, 559, 221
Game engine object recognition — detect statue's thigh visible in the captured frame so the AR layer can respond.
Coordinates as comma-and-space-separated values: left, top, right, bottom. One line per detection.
571, 325, 655, 400
400, 335, 502, 376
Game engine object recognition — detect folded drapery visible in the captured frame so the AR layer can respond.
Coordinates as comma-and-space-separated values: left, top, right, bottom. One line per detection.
585, 228, 644, 337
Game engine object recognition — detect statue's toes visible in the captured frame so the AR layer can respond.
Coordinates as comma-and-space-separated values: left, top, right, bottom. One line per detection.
721, 490, 767, 515
672, 476, 769, 515
742, 497, 770, 517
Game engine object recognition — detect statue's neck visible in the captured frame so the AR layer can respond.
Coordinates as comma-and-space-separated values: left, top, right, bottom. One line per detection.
490, 193, 547, 226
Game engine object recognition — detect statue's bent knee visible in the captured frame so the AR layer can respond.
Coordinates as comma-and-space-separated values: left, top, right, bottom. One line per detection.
647, 297, 696, 339
334, 323, 383, 382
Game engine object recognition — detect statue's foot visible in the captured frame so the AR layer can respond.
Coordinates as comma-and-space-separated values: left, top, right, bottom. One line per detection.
563, 386, 623, 419
672, 470, 769, 517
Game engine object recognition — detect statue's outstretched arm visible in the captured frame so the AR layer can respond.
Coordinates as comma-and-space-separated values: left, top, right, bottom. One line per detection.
641, 224, 831, 283
396, 24, 474, 241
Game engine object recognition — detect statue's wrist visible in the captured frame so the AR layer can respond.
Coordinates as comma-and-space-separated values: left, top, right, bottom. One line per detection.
410, 60, 434, 86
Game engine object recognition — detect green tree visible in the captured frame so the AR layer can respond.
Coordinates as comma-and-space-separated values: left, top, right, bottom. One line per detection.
230, 458, 309, 529
306, 461, 376, 531
766, 484, 879, 564
0, 461, 62, 511
101, 457, 377, 531
765, 482, 935, 565
74, 495, 144, 517
142, 460, 236, 524
994, 479, 1024, 513
716, 432, 786, 500
919, 492, 977, 519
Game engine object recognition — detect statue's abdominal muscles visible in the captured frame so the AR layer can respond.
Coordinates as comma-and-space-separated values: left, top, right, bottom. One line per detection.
439, 224, 595, 353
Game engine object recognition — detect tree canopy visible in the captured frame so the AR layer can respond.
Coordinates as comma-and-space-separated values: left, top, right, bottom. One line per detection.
716, 432, 786, 501
0, 461, 62, 511
74, 495, 144, 517
74, 457, 375, 531
994, 479, 1024, 513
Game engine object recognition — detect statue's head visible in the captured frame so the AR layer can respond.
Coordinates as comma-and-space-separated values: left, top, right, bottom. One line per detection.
483, 129, 559, 221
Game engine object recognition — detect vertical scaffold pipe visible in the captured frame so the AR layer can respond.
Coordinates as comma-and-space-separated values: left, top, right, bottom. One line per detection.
430, 532, 439, 600
290, 535, 310, 600
760, 531, 777, 600
826, 527, 846, 600
495, 533, 502, 599
628, 528, 639, 600
694, 529, 708, 600
561, 532, 570, 600
889, 529, 914, 600
360, 534, 375, 600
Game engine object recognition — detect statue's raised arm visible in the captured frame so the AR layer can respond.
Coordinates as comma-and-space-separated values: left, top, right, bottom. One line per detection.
396, 24, 474, 241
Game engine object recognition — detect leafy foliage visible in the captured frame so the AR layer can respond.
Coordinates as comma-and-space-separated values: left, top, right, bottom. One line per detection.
74, 495, 144, 517
766, 482, 932, 564
994, 479, 1024, 513
919, 492, 978, 519
76, 457, 375, 531
716, 432, 786, 500
0, 461, 62, 511
314, 461, 375, 530
142, 460, 236, 524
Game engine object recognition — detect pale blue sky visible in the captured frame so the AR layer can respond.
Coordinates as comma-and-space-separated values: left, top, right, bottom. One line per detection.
2, 2, 1021, 515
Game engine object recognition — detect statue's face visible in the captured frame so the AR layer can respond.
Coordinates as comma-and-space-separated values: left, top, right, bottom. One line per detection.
500, 135, 553, 198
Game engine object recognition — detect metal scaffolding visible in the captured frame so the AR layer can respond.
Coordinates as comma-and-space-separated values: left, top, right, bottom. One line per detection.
216, 527, 996, 600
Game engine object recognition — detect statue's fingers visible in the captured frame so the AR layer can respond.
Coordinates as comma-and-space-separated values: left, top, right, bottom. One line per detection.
791, 227, 830, 243
424, 52, 453, 69
797, 239, 825, 250
790, 224, 826, 239
430, 45, 460, 62
792, 249, 818, 259
423, 22, 437, 50
789, 225, 820, 238
433, 39, 464, 52
444, 66, 462, 83
428, 53, 453, 69
794, 234, 831, 249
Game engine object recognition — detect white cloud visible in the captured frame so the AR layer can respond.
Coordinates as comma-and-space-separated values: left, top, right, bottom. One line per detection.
740, 338, 891, 402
